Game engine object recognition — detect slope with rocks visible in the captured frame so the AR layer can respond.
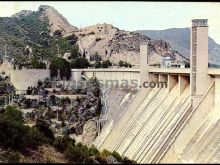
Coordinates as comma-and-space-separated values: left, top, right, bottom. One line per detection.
0, 5, 189, 67
0, 5, 77, 62
38, 5, 77, 36
75, 24, 188, 66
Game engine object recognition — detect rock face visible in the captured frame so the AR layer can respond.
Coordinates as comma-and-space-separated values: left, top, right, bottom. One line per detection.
38, 5, 77, 36
69, 78, 101, 141
75, 24, 188, 66
81, 120, 98, 145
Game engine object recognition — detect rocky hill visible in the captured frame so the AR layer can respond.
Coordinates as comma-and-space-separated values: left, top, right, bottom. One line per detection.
0, 5, 189, 67
38, 5, 77, 35
0, 5, 79, 68
136, 28, 220, 66
75, 24, 188, 66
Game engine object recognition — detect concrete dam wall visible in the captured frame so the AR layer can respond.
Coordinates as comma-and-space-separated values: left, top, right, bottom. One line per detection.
93, 74, 192, 163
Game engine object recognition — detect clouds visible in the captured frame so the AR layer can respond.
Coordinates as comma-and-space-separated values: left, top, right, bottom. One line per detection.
0, 2, 220, 44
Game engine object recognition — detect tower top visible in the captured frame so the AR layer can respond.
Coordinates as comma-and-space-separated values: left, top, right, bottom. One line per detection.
192, 19, 208, 27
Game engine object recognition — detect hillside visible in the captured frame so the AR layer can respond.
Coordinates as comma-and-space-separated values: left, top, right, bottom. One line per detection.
0, 5, 79, 69
136, 28, 220, 66
75, 24, 188, 66
0, 5, 189, 68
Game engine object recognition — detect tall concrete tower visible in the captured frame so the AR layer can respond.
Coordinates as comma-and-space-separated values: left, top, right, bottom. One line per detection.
190, 19, 210, 106
140, 42, 149, 87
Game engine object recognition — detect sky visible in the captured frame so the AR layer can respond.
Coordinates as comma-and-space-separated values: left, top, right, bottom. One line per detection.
1, 1, 220, 43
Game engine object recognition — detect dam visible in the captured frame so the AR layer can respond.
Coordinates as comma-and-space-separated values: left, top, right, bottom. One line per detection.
8, 19, 220, 163
92, 19, 220, 163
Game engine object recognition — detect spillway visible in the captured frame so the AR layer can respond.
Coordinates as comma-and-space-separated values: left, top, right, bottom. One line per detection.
179, 106, 220, 163
94, 81, 191, 163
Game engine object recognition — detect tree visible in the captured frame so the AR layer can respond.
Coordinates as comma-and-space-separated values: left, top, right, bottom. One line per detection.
53, 135, 75, 152
4, 106, 23, 123
49, 57, 71, 80
119, 60, 124, 67
70, 46, 80, 59
94, 61, 101, 68
31, 59, 47, 69
35, 119, 55, 142
54, 30, 62, 37
0, 106, 49, 152
70, 57, 90, 69
119, 60, 132, 68
102, 59, 112, 68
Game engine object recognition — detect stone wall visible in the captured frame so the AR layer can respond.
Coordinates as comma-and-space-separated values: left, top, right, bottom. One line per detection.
10, 69, 50, 91
10, 68, 141, 91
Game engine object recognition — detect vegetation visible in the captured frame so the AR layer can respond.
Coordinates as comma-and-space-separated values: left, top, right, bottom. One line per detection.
54, 29, 62, 37
49, 57, 71, 80
0, 106, 50, 153
89, 31, 95, 35
53, 136, 136, 164
0, 105, 135, 163
119, 60, 132, 68
101, 59, 112, 68
70, 57, 91, 69
96, 37, 102, 42
93, 59, 112, 68
30, 58, 47, 69
94, 61, 102, 68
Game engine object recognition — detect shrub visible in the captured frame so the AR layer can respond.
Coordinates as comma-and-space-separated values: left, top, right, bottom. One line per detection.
43, 77, 51, 88
88, 145, 100, 157
4, 106, 23, 123
54, 30, 62, 37
2, 149, 20, 163
70, 57, 90, 69
35, 119, 55, 142
64, 143, 86, 162
0, 107, 49, 152
100, 149, 112, 159
102, 59, 112, 68
119, 60, 132, 68
53, 135, 75, 153
25, 127, 49, 150
96, 38, 102, 42
89, 31, 95, 35
94, 61, 102, 68
31, 58, 46, 69
111, 151, 123, 162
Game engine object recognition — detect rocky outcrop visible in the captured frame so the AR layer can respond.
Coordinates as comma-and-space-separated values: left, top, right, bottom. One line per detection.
69, 78, 101, 139
81, 120, 98, 145
38, 5, 77, 36
75, 24, 188, 66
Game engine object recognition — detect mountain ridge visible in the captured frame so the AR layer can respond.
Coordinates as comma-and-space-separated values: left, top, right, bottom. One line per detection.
135, 28, 220, 65
0, 5, 191, 68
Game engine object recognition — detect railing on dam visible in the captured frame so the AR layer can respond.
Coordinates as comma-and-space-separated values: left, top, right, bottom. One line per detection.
71, 68, 140, 72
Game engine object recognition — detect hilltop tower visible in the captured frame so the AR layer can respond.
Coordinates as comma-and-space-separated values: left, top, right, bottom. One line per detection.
190, 19, 210, 107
